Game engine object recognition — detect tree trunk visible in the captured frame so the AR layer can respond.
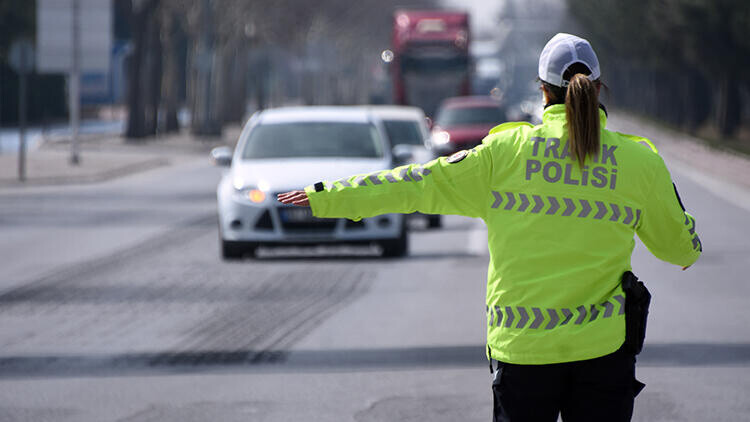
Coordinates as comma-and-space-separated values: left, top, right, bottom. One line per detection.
160, 12, 180, 133
125, 0, 159, 140
144, 9, 162, 136
190, 0, 221, 136
715, 71, 741, 137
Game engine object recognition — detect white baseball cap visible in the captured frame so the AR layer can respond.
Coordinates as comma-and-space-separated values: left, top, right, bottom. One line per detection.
538, 33, 600, 88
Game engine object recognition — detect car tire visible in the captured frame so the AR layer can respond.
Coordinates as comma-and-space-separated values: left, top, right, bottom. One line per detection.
380, 226, 409, 258
221, 239, 258, 260
427, 215, 442, 229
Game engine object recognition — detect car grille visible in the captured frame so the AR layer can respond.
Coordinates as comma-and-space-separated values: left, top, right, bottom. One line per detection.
276, 205, 337, 233
281, 220, 337, 232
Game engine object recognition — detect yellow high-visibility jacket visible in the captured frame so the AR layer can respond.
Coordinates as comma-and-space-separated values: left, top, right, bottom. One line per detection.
305, 104, 702, 364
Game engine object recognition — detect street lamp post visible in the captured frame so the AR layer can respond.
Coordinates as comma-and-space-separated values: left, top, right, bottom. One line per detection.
70, 0, 81, 165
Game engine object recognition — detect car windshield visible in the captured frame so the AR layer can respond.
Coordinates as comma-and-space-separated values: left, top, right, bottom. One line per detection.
436, 106, 506, 127
382, 119, 424, 146
242, 122, 384, 159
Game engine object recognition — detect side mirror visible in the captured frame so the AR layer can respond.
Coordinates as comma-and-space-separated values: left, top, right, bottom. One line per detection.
210, 146, 233, 167
425, 116, 434, 130
392, 144, 414, 165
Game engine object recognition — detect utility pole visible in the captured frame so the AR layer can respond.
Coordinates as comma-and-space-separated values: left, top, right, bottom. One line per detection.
10, 39, 34, 181
70, 0, 81, 165
18, 44, 28, 181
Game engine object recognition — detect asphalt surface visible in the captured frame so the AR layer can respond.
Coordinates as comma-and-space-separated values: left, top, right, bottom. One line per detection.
0, 125, 748, 421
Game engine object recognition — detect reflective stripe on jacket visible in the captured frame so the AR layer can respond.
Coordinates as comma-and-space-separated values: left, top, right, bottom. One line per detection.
305, 104, 701, 364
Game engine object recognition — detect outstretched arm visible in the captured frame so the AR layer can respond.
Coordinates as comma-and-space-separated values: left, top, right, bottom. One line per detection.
277, 146, 494, 221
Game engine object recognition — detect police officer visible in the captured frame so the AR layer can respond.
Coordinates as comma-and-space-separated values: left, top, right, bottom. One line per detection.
278, 33, 701, 421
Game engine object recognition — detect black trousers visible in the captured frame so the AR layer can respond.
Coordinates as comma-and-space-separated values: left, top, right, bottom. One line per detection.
492, 346, 645, 422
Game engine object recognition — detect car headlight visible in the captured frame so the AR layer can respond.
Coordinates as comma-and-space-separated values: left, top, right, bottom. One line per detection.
433, 130, 451, 145
233, 187, 267, 204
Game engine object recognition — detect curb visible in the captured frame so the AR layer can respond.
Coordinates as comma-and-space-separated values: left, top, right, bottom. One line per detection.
0, 157, 170, 188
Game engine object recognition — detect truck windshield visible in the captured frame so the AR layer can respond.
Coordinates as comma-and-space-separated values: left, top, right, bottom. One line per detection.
242, 122, 384, 159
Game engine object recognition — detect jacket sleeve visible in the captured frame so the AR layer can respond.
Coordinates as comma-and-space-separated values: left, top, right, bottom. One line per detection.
304, 145, 493, 220
636, 157, 702, 267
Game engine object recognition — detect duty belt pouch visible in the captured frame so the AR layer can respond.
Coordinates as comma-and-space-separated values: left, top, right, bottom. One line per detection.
621, 271, 651, 355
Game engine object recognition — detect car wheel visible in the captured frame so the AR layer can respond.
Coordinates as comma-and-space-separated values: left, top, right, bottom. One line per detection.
380, 227, 409, 258
221, 239, 258, 260
427, 214, 442, 229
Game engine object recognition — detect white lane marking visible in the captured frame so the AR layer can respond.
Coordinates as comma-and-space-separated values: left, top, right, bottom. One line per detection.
666, 157, 750, 214
467, 219, 489, 256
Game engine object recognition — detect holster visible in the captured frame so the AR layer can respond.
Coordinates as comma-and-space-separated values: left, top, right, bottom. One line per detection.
621, 271, 651, 355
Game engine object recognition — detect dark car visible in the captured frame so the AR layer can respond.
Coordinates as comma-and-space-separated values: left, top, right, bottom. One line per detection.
431, 96, 507, 155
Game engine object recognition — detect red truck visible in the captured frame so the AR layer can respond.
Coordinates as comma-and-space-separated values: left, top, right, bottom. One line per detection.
391, 9, 471, 117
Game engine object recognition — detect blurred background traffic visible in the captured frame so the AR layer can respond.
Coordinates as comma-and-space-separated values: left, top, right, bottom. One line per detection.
0, 1, 749, 421
2, 0, 748, 157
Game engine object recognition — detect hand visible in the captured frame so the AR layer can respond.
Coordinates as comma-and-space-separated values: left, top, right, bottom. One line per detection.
277, 190, 310, 206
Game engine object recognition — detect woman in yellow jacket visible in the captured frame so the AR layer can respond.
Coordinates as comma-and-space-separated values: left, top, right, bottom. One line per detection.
279, 33, 700, 421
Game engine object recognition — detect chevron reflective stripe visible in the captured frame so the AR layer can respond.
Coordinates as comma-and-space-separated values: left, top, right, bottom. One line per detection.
594, 201, 607, 219
491, 191, 503, 208
578, 199, 592, 218
613, 295, 626, 315
545, 309, 559, 329
530, 307, 544, 329
589, 304, 600, 321
574, 305, 587, 324
546, 196, 560, 215
486, 296, 626, 330
692, 235, 702, 251
622, 206, 634, 225
367, 174, 382, 185
397, 167, 411, 182
339, 166, 434, 186
516, 306, 530, 328
633, 209, 642, 228
609, 204, 621, 221
504, 306, 515, 328
517, 194, 530, 212
504, 192, 516, 210
685, 215, 696, 234
682, 214, 701, 250
560, 308, 573, 325
531, 195, 544, 213
562, 198, 576, 216
489, 192, 642, 227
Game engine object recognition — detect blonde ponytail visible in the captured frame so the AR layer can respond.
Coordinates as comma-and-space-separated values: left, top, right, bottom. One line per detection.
565, 73, 600, 167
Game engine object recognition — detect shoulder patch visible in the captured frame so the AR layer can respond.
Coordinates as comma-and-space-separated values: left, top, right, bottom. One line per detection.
446, 150, 468, 164
488, 121, 534, 135
616, 131, 659, 153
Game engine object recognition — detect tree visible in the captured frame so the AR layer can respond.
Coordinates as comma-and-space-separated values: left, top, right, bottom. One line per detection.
567, 0, 750, 137
125, 0, 161, 139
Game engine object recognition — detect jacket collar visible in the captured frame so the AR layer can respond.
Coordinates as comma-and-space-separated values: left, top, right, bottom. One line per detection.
542, 103, 608, 128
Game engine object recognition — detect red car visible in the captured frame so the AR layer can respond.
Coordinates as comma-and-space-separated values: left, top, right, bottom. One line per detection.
431, 96, 507, 155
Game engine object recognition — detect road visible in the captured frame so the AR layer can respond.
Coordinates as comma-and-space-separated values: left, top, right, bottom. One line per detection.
0, 126, 748, 421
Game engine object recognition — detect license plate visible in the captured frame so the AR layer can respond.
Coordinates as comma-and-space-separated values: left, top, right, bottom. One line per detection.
280, 207, 314, 223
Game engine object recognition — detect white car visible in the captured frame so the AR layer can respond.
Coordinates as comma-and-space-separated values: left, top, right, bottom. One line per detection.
365, 106, 436, 165
211, 106, 409, 259
367, 105, 442, 228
